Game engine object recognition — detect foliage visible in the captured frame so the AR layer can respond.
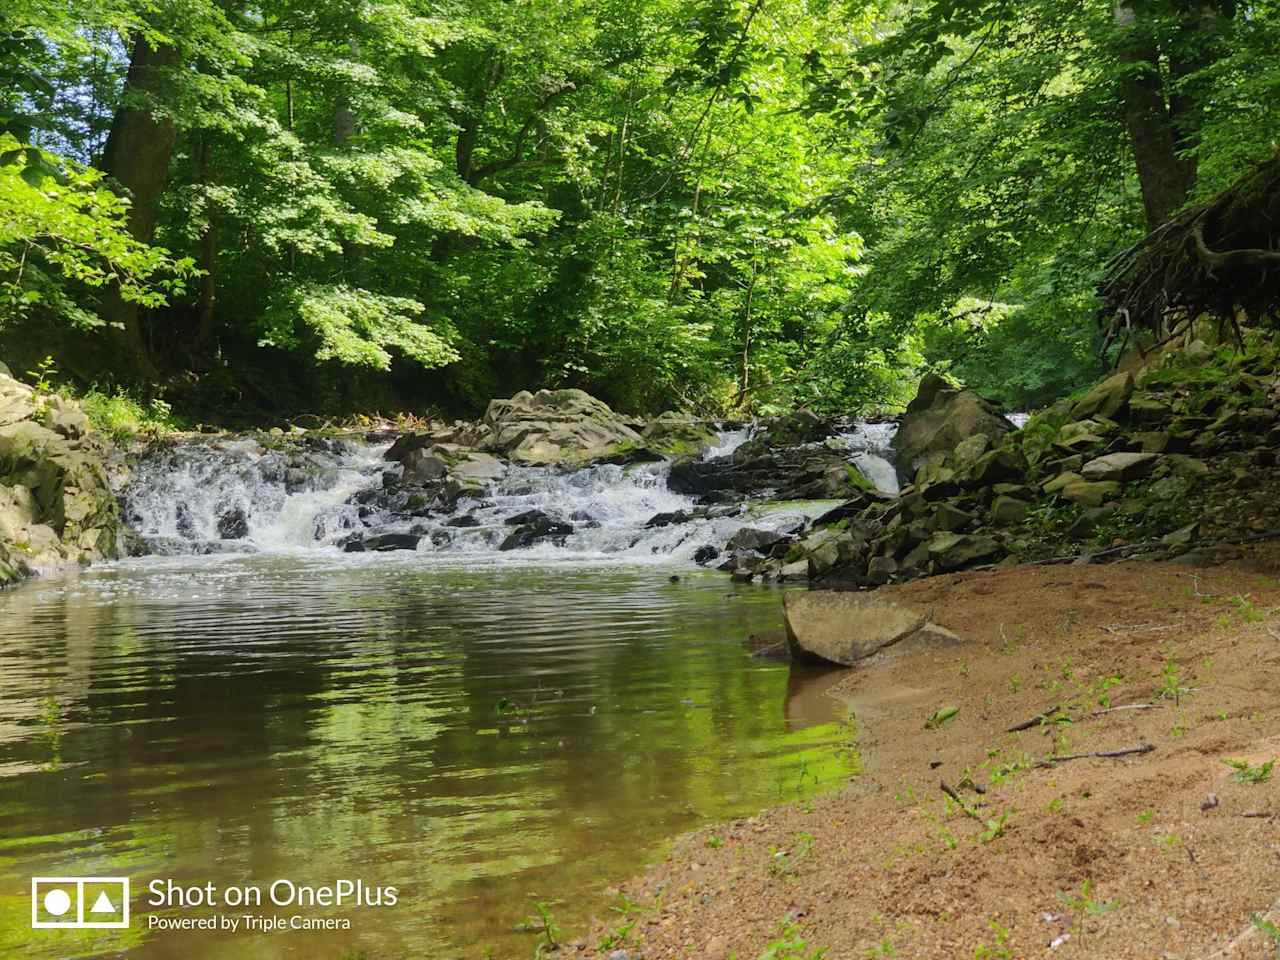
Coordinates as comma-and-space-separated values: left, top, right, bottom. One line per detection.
5, 0, 1280, 418
0, 135, 194, 330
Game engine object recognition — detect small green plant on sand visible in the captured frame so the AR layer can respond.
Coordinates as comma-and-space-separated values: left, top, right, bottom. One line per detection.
1059, 880, 1118, 919
980, 809, 1012, 843
753, 920, 827, 959
867, 936, 897, 957
597, 920, 636, 951
1158, 659, 1190, 704
1224, 757, 1276, 784
924, 705, 959, 730
973, 918, 1013, 959
1231, 594, 1265, 624
1251, 914, 1280, 957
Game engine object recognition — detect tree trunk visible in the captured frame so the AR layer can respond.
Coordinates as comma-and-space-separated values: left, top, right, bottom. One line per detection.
1112, 3, 1195, 230
100, 37, 180, 382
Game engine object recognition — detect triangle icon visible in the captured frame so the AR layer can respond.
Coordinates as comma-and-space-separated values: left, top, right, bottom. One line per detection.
90, 891, 116, 914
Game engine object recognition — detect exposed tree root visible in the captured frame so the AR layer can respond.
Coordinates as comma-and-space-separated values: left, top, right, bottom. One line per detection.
1099, 151, 1280, 349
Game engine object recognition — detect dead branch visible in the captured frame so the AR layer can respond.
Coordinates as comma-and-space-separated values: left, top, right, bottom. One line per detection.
1035, 744, 1155, 768
1006, 705, 1064, 732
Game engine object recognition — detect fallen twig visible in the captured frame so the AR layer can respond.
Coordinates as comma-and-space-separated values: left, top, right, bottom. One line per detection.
1007, 705, 1064, 732
940, 781, 982, 820
1086, 703, 1158, 718
1035, 744, 1155, 767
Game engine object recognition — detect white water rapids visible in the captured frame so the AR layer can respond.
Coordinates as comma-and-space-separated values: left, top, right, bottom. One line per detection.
120, 423, 905, 562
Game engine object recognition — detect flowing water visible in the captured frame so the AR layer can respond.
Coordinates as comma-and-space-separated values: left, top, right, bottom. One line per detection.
0, 432, 866, 959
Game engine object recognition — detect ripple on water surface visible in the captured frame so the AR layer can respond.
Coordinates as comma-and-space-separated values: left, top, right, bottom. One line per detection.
0, 557, 856, 959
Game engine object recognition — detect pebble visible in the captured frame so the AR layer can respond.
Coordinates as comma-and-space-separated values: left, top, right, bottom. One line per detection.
1201, 793, 1220, 811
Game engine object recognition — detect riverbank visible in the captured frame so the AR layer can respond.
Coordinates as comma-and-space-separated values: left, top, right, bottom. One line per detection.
578, 554, 1280, 959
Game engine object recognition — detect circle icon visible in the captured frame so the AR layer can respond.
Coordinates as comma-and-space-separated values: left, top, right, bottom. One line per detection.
43, 888, 72, 917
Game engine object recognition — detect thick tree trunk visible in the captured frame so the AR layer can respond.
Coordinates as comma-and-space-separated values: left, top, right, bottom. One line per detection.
1112, 3, 1195, 230
100, 37, 180, 382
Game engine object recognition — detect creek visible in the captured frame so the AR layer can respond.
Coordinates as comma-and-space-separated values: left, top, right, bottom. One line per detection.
0, 426, 894, 958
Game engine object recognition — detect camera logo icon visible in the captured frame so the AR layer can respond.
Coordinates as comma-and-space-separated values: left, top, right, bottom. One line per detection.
31, 877, 130, 929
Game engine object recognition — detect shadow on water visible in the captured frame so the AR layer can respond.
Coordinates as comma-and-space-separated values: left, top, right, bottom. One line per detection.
0, 557, 857, 959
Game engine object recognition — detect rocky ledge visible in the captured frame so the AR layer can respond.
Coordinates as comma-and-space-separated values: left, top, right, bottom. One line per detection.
0, 370, 128, 586
722, 335, 1280, 586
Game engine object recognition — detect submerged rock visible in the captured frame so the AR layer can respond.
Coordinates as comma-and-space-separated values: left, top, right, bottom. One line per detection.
216, 506, 249, 540
499, 518, 574, 550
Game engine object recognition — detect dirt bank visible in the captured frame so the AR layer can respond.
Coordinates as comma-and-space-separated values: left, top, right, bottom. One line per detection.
579, 556, 1280, 959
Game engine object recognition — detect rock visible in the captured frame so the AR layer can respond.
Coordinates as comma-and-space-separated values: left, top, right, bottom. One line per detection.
893, 374, 1013, 478
926, 532, 1003, 571
646, 510, 690, 528
505, 509, 551, 526
482, 389, 643, 465
445, 514, 481, 527
1067, 507, 1113, 539
1130, 431, 1183, 454
362, 532, 422, 551
1128, 395, 1173, 425
1080, 452, 1160, 482
779, 559, 809, 581
1161, 522, 1200, 546
1043, 455, 1084, 477
641, 412, 715, 459
919, 478, 964, 502
1070, 371, 1134, 420
451, 452, 506, 482
42, 398, 89, 439
964, 448, 1025, 487
693, 545, 720, 564
1060, 480, 1123, 507
931, 502, 977, 532
726, 527, 789, 553
499, 518, 574, 550
0, 375, 126, 584
951, 433, 992, 469
1058, 419, 1115, 442
401, 448, 450, 483
1043, 471, 1083, 495
989, 496, 1029, 525
783, 591, 961, 666
806, 535, 842, 575
216, 507, 249, 539
866, 555, 898, 585
1164, 455, 1208, 478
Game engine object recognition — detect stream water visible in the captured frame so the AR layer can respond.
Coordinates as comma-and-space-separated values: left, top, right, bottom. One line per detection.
0, 428, 887, 959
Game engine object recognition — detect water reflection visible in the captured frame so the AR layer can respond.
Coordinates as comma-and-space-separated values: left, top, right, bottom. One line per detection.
0, 558, 855, 958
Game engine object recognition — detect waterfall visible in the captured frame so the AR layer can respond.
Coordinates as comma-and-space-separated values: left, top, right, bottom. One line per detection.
835, 421, 901, 494
119, 432, 825, 562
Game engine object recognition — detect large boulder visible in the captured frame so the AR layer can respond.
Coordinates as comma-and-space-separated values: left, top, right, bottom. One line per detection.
784, 591, 961, 666
482, 389, 643, 465
641, 412, 716, 460
893, 374, 1014, 479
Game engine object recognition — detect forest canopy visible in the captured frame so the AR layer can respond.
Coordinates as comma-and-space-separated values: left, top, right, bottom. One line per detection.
2, 0, 1278, 419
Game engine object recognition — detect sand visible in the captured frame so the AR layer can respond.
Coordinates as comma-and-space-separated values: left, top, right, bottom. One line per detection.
577, 557, 1280, 960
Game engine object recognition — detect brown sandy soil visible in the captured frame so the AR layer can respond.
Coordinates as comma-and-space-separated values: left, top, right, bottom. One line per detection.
578, 555, 1280, 960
